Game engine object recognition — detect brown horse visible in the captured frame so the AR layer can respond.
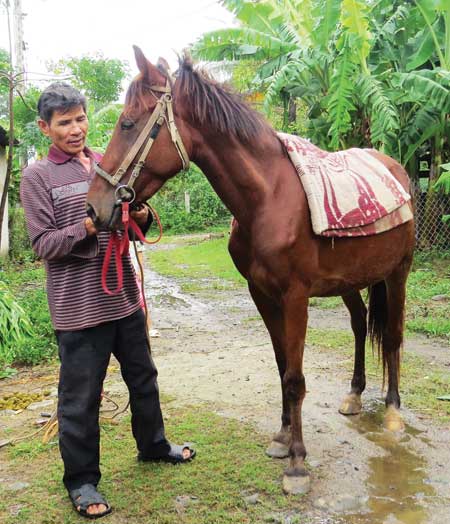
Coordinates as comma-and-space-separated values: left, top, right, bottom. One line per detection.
86, 47, 415, 495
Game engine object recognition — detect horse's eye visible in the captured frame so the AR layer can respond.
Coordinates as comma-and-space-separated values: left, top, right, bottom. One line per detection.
121, 119, 135, 130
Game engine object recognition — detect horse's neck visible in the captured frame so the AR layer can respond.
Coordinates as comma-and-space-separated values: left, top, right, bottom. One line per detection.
193, 132, 284, 226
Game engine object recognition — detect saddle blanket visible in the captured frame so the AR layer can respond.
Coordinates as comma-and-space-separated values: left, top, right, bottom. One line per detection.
278, 133, 413, 237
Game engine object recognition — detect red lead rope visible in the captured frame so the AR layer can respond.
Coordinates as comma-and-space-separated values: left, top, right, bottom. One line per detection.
101, 203, 163, 296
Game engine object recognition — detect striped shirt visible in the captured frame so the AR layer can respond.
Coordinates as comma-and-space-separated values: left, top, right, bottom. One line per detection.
20, 145, 141, 331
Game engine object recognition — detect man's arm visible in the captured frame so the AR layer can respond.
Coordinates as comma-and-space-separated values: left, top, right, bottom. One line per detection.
20, 169, 97, 261
130, 203, 153, 235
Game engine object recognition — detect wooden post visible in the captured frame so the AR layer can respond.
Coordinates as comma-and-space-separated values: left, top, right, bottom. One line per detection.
184, 191, 191, 214
0, 145, 9, 256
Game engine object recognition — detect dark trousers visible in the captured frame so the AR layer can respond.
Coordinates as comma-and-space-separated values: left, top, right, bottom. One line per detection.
56, 308, 170, 491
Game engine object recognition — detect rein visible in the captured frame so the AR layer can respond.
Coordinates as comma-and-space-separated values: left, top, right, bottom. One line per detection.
101, 203, 163, 296
95, 73, 189, 296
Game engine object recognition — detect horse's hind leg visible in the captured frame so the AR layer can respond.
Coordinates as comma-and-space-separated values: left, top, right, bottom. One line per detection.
383, 259, 412, 431
248, 284, 290, 459
339, 290, 367, 415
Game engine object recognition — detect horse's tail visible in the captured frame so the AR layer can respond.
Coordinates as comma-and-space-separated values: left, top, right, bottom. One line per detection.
368, 281, 389, 387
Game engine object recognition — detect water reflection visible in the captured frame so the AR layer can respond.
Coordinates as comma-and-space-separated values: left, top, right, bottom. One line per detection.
345, 402, 435, 524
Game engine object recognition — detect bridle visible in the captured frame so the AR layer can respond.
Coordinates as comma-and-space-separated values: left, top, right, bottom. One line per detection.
95, 73, 190, 296
94, 75, 190, 206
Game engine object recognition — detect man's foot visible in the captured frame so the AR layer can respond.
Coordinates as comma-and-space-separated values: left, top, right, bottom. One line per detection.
69, 484, 111, 519
137, 443, 196, 464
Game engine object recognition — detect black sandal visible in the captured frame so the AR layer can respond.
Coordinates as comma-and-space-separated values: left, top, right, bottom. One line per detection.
138, 442, 196, 464
69, 483, 112, 519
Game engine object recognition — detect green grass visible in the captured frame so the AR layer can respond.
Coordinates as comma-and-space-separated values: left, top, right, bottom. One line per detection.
0, 405, 307, 524
307, 326, 450, 423
148, 237, 246, 291
406, 253, 450, 339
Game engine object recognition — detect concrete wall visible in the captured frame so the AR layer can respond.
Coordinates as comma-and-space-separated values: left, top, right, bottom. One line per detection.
0, 146, 9, 256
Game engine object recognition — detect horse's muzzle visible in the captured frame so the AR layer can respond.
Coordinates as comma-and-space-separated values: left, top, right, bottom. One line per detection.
86, 202, 122, 231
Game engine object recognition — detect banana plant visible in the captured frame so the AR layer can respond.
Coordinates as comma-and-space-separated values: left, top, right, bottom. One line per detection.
388, 0, 450, 245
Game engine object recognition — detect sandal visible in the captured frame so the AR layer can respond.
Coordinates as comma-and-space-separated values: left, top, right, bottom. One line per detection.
69, 483, 112, 519
138, 442, 196, 464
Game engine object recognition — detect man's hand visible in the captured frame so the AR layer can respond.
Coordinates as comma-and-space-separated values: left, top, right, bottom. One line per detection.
130, 205, 150, 227
84, 217, 97, 237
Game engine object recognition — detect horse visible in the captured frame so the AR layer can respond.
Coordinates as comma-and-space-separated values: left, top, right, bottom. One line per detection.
86, 47, 415, 495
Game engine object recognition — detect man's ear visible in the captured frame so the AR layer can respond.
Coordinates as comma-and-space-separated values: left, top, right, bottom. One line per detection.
37, 119, 50, 137
133, 45, 165, 83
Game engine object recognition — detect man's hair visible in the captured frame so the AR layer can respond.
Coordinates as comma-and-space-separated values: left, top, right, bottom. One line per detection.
37, 82, 87, 123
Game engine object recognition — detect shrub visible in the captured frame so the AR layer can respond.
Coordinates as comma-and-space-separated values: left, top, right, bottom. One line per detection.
0, 264, 57, 366
0, 281, 35, 366
150, 164, 231, 234
8, 206, 36, 263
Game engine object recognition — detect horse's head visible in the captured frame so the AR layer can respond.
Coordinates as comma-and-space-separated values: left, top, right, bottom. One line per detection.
86, 46, 192, 230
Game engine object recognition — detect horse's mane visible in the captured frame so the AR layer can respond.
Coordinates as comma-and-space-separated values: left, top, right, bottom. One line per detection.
124, 57, 274, 144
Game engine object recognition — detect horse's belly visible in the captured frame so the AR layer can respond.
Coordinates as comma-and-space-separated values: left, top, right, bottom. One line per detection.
310, 279, 372, 297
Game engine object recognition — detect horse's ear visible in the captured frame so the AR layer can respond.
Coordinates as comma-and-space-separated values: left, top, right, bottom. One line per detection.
133, 46, 149, 76
156, 57, 170, 75
133, 45, 163, 82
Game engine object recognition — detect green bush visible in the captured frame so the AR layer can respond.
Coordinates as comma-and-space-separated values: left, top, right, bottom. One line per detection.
0, 264, 57, 367
0, 281, 35, 366
150, 164, 231, 234
8, 206, 36, 263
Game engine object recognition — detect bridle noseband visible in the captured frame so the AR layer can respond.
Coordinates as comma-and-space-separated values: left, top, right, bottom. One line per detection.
94, 76, 190, 205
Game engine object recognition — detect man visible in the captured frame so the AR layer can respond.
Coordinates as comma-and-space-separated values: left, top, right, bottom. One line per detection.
20, 83, 195, 519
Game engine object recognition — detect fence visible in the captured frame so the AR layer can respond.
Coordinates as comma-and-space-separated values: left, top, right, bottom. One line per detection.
414, 192, 450, 250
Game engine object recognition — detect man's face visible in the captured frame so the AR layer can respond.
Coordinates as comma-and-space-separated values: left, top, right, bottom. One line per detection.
38, 105, 89, 155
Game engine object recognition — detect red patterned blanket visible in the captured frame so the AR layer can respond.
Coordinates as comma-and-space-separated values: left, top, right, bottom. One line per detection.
279, 133, 413, 237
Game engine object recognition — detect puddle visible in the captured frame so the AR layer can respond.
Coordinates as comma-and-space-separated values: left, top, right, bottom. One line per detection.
143, 270, 208, 312
345, 402, 436, 524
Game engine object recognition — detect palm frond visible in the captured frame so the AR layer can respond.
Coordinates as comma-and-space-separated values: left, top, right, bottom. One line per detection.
357, 74, 399, 153
401, 107, 442, 164
192, 27, 297, 62
392, 69, 450, 112
327, 43, 358, 149
312, 0, 341, 51
434, 167, 450, 194
339, 0, 372, 67
263, 60, 306, 110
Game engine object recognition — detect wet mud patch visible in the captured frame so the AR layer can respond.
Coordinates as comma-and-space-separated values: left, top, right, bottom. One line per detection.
337, 402, 442, 524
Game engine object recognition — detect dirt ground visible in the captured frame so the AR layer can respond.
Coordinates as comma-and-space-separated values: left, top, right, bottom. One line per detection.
141, 263, 450, 524
1, 243, 450, 524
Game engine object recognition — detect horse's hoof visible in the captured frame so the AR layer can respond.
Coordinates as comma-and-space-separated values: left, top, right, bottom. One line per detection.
339, 393, 362, 415
266, 440, 289, 459
384, 405, 405, 432
282, 470, 311, 495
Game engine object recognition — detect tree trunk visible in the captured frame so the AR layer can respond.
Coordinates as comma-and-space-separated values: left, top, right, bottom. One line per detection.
406, 153, 420, 202
0, 146, 8, 256
282, 91, 289, 131
421, 131, 443, 249
288, 97, 296, 126
0, 79, 13, 256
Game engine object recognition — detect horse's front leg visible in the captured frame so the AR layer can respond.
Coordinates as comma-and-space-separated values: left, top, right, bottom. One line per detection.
281, 290, 310, 495
248, 284, 290, 458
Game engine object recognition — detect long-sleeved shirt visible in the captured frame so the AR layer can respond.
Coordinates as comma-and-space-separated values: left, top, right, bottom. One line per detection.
20, 145, 142, 331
